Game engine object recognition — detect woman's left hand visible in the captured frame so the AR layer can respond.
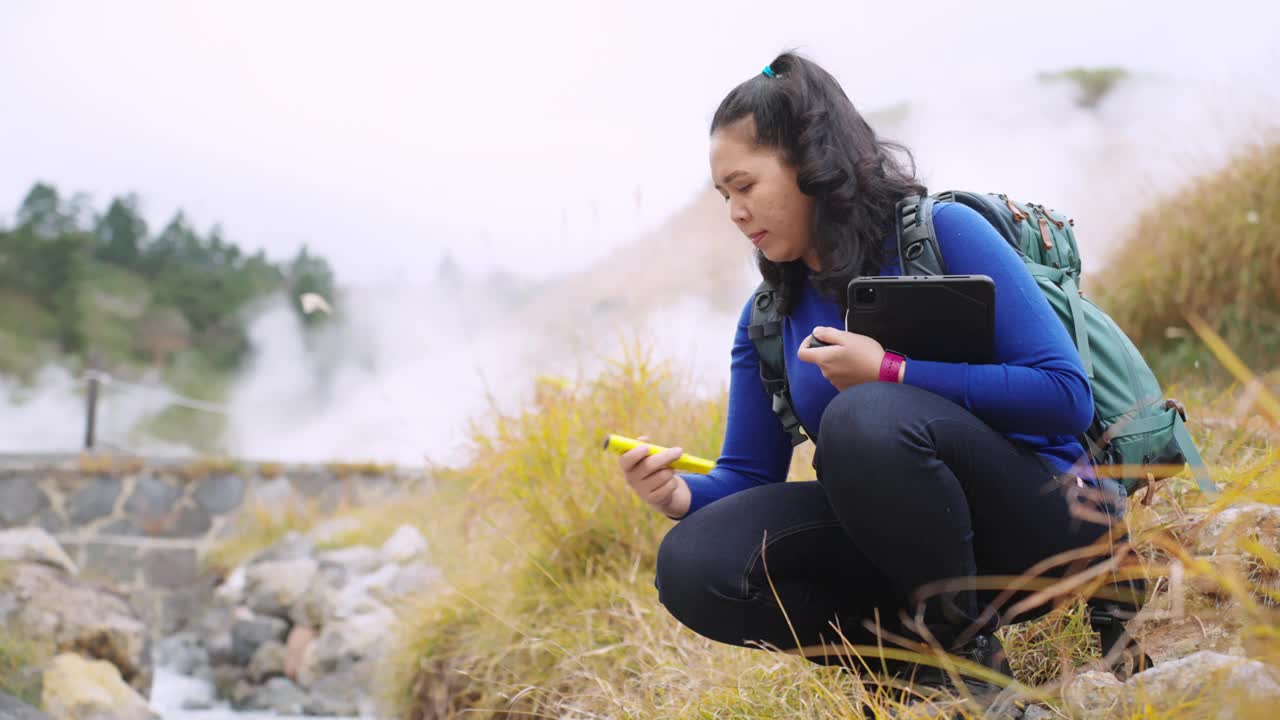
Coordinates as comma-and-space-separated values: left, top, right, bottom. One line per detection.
796, 326, 891, 391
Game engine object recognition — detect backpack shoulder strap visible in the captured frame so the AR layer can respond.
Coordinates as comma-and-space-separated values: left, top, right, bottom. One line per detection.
1172, 411, 1217, 497
747, 282, 808, 447
896, 194, 947, 276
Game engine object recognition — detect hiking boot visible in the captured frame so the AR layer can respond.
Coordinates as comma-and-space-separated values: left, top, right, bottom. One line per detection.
907, 633, 1022, 718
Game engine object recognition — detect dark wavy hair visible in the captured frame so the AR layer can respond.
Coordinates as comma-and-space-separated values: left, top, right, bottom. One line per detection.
711, 51, 927, 315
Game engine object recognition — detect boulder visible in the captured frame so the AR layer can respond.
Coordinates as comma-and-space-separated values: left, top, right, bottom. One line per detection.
316, 545, 383, 575
41, 653, 157, 720
1064, 651, 1280, 719
288, 564, 347, 628
246, 676, 308, 714
248, 641, 287, 683
331, 564, 398, 619
283, 625, 316, 681
229, 614, 288, 666
1196, 503, 1280, 554
1, 562, 151, 694
305, 516, 361, 546
380, 524, 428, 563
0, 691, 51, 720
0, 528, 78, 575
296, 605, 394, 714
151, 631, 209, 676
1063, 671, 1125, 719
244, 557, 317, 618
248, 528, 312, 564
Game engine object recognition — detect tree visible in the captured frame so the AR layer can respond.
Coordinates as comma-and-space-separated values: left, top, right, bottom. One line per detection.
15, 182, 71, 238
94, 194, 148, 268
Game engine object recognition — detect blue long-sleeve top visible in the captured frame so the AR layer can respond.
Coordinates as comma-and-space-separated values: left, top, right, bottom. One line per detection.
680, 200, 1094, 516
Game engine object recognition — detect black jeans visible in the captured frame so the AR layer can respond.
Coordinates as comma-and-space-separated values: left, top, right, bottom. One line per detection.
654, 382, 1119, 663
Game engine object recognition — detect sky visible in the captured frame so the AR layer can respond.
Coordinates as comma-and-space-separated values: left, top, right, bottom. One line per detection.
2, 0, 1278, 463
3, 0, 1278, 286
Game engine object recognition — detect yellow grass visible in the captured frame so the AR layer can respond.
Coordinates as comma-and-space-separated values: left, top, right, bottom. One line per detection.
364, 329, 1278, 719
1092, 138, 1280, 382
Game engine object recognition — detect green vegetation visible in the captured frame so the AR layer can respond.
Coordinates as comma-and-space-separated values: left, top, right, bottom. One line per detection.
0, 563, 53, 705
1037, 67, 1130, 109
0, 182, 339, 448
0, 182, 336, 380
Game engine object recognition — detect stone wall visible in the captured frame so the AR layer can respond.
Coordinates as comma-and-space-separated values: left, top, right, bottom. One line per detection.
0, 454, 423, 638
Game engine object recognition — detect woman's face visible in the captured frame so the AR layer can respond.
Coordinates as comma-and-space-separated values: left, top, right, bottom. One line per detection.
710, 117, 818, 270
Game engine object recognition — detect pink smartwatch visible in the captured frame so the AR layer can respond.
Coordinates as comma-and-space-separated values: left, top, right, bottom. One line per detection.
879, 351, 905, 383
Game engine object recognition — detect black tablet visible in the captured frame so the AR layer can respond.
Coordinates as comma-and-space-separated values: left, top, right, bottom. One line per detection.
843, 275, 995, 364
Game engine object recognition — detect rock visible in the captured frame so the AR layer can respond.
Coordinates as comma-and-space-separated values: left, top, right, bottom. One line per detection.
388, 562, 441, 597
0, 690, 51, 719
65, 476, 121, 525
2, 563, 151, 694
247, 676, 308, 714
122, 475, 181, 523
316, 545, 383, 575
248, 641, 287, 683
1187, 554, 1248, 597
1064, 651, 1280, 719
1126, 651, 1280, 717
229, 679, 256, 709
381, 524, 428, 563
305, 515, 361, 545
247, 478, 297, 512
297, 605, 395, 707
80, 542, 138, 584
41, 653, 157, 720
152, 631, 209, 676
289, 564, 347, 627
159, 584, 213, 636
332, 564, 398, 619
249, 531, 313, 564
193, 473, 246, 514
284, 625, 316, 681
209, 665, 245, 699
1063, 671, 1125, 719
1021, 705, 1053, 720
245, 557, 317, 618
0, 478, 49, 527
230, 615, 289, 666
141, 547, 198, 589
304, 687, 362, 716
0, 528, 78, 575
1197, 503, 1280, 554
213, 565, 247, 606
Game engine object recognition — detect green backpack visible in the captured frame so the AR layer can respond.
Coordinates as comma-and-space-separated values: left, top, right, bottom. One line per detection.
748, 190, 1216, 503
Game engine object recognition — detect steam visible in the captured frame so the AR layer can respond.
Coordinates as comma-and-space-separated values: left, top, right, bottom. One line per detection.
2, 70, 1275, 464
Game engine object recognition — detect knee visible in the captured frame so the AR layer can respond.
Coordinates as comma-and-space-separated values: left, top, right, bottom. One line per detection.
818, 382, 911, 451
654, 521, 707, 617
654, 514, 743, 641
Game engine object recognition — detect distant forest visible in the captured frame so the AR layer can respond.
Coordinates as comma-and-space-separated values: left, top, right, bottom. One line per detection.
0, 182, 336, 382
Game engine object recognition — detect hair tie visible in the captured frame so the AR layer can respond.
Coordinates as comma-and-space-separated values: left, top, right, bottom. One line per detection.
762, 65, 777, 78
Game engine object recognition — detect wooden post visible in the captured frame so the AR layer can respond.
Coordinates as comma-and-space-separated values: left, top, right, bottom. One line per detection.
84, 354, 99, 450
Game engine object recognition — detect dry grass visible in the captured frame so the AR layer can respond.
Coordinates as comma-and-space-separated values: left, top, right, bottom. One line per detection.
197, 145, 1280, 718
1092, 138, 1280, 383
365, 322, 1278, 720
202, 498, 325, 572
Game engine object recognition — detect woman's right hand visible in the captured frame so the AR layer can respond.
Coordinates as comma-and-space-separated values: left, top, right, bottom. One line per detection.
618, 435, 692, 520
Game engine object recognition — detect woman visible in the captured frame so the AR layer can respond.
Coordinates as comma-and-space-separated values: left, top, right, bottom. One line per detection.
616, 52, 1116, 696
